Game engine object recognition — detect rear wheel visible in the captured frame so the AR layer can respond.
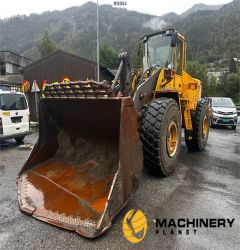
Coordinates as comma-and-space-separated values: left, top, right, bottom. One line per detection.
185, 98, 210, 151
15, 136, 25, 143
140, 98, 181, 176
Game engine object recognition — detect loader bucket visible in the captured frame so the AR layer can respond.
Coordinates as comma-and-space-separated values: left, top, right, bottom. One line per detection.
17, 81, 143, 238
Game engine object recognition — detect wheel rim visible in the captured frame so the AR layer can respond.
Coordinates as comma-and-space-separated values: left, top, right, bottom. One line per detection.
202, 115, 209, 139
166, 121, 178, 158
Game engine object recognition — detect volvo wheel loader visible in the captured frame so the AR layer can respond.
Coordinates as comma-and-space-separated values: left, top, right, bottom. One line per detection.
17, 28, 210, 238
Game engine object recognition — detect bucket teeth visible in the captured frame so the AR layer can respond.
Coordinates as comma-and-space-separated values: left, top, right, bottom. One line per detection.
43, 80, 115, 98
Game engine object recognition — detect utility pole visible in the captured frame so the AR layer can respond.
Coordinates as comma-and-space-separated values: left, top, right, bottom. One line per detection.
97, 0, 100, 81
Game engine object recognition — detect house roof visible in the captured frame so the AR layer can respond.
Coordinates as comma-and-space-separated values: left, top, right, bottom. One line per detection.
0, 50, 33, 62
21, 49, 115, 79
22, 50, 102, 71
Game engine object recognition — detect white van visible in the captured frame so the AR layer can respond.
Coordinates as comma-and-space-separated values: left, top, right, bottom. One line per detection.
0, 90, 31, 142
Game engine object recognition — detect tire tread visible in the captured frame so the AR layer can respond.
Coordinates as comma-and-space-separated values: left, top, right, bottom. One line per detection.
140, 98, 179, 175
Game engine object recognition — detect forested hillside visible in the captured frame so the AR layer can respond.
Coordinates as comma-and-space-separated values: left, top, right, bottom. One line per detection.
0, 2, 155, 60
176, 0, 240, 64
180, 3, 223, 18
0, 0, 239, 65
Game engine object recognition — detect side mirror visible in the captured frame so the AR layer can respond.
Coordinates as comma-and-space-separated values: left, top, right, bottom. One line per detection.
171, 32, 178, 47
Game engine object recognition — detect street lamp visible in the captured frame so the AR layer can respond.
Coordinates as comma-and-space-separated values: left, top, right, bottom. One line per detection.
97, 0, 100, 82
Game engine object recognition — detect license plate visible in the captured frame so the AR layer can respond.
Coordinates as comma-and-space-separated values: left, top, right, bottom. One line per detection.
11, 116, 22, 123
222, 118, 230, 122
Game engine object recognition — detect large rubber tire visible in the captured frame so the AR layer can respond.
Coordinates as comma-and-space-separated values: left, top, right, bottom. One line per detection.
140, 98, 181, 176
185, 98, 210, 151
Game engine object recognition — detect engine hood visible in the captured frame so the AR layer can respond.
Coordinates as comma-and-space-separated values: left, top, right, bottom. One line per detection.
212, 107, 237, 113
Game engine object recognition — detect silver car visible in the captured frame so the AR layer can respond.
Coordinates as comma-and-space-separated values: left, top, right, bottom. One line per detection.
210, 97, 238, 129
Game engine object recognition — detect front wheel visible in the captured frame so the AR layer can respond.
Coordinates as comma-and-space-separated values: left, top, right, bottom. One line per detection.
140, 98, 181, 176
185, 98, 210, 151
232, 125, 236, 130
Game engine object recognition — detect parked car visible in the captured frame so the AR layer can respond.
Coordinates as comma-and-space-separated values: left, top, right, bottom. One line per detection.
0, 90, 31, 142
236, 105, 240, 116
209, 97, 238, 130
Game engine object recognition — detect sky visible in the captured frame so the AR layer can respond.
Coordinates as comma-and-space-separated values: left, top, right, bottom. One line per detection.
0, 0, 232, 19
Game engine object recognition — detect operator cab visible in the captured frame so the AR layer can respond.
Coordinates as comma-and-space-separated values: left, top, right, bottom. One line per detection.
141, 28, 185, 76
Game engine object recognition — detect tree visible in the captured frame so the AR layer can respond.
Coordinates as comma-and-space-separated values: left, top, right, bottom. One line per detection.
130, 45, 142, 68
219, 72, 240, 104
99, 43, 119, 69
229, 58, 238, 73
187, 61, 209, 96
187, 62, 208, 83
208, 75, 218, 96
227, 73, 240, 103
37, 32, 57, 58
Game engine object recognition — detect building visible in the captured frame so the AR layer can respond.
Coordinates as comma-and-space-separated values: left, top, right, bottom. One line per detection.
22, 50, 115, 121
207, 67, 229, 82
0, 51, 33, 87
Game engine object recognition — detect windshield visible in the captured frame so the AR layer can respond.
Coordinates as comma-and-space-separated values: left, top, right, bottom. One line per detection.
0, 94, 28, 110
143, 35, 173, 71
212, 98, 235, 108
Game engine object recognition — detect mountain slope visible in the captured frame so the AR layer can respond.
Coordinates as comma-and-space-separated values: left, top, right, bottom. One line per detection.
176, 0, 240, 63
0, 2, 157, 61
0, 1, 239, 65
181, 3, 224, 18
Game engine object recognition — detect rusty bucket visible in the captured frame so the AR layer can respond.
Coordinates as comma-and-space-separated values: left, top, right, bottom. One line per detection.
17, 83, 143, 238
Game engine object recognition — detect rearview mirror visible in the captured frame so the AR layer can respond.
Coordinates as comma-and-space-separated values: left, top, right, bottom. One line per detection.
171, 31, 178, 47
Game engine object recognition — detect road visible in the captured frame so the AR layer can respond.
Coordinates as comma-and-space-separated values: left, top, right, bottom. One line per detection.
0, 126, 239, 250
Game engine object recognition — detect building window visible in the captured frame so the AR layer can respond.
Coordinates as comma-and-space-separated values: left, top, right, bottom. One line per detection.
0, 63, 6, 76
12, 64, 20, 73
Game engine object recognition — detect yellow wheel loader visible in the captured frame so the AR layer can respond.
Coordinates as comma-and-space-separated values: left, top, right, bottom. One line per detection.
17, 28, 210, 238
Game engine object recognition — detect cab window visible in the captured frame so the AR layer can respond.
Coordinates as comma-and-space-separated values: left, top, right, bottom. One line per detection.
176, 39, 183, 75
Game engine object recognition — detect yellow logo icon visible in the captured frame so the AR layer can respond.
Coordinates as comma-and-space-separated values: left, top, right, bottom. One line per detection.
122, 209, 147, 243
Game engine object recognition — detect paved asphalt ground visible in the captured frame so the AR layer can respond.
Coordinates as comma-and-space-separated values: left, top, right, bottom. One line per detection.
0, 125, 239, 250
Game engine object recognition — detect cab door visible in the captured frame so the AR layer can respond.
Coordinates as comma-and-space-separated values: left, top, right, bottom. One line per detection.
174, 37, 184, 91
